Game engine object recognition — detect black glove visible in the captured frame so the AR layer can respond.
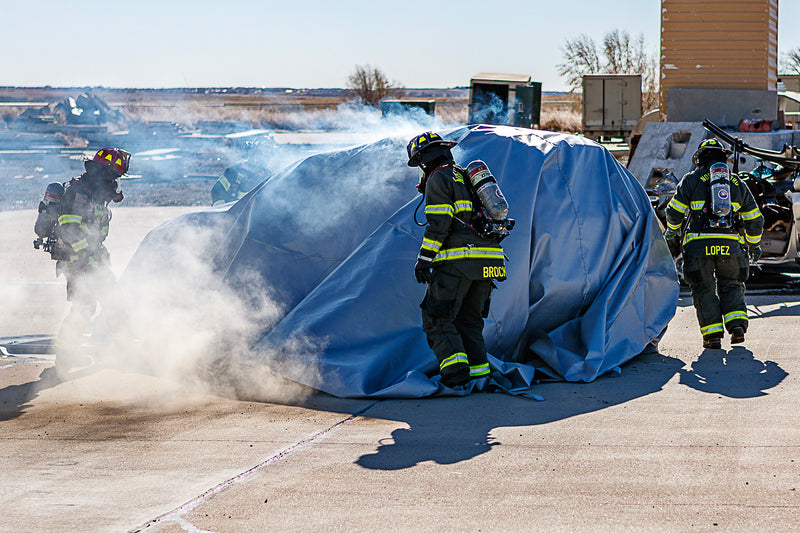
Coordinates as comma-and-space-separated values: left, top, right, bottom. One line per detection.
414, 258, 432, 284
748, 244, 762, 263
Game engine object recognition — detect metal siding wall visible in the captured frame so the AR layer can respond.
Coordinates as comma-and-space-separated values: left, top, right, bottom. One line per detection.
659, 0, 778, 119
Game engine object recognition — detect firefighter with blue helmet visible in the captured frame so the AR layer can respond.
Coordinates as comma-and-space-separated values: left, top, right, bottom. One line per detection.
665, 138, 764, 349
211, 137, 274, 206
408, 131, 506, 388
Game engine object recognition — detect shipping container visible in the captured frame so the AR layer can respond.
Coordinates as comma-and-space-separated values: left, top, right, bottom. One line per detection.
581, 74, 642, 141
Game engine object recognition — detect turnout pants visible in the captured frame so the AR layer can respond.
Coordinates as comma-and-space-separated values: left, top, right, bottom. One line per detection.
54, 261, 117, 373
683, 246, 749, 339
420, 263, 493, 385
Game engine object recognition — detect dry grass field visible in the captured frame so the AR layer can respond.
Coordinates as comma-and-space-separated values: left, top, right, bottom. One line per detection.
0, 87, 583, 211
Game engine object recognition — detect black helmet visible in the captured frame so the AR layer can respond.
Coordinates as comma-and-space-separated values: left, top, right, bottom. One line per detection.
692, 138, 729, 167
406, 131, 457, 167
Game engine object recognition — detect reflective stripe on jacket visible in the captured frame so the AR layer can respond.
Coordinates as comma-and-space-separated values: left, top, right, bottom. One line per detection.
418, 164, 505, 280
665, 166, 764, 255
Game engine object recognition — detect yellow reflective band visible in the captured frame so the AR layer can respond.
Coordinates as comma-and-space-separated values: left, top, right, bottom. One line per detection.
701, 323, 724, 335
58, 214, 82, 225
745, 233, 761, 244
723, 311, 748, 324
425, 204, 453, 216
690, 201, 705, 210
219, 176, 232, 191
667, 221, 682, 230
212, 200, 226, 206
731, 202, 742, 211
440, 353, 469, 370
421, 237, 442, 252
432, 247, 505, 262
237, 191, 247, 199
740, 208, 762, 221
683, 233, 742, 245
71, 238, 88, 252
470, 363, 490, 377
454, 200, 473, 213
668, 198, 689, 213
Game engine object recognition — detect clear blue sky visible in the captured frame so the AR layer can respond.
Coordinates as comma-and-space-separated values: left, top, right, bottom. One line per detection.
2, 0, 799, 91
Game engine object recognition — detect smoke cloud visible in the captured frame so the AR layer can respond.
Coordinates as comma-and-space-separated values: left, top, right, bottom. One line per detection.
45, 100, 456, 404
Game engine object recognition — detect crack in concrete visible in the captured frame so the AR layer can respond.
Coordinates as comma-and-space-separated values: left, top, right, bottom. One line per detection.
129, 400, 381, 533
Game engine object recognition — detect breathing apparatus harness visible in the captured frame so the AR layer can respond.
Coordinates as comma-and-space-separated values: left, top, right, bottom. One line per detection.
413, 162, 514, 242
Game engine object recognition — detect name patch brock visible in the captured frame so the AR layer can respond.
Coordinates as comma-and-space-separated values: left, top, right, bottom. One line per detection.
483, 266, 506, 278
704, 245, 730, 256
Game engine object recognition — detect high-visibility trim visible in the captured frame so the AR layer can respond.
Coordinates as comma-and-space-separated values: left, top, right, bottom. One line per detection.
71, 238, 88, 252
58, 214, 82, 225
416, 254, 432, 263
690, 201, 705, 210
421, 237, 442, 253
212, 199, 226, 206
425, 204, 454, 217
683, 232, 741, 245
731, 202, 742, 211
219, 175, 231, 191
454, 200, 473, 214
723, 311, 748, 324
237, 191, 247, 199
431, 247, 505, 263
470, 363, 490, 377
667, 220, 682, 230
701, 323, 724, 336
740, 208, 762, 221
668, 198, 689, 213
745, 232, 762, 244
440, 353, 469, 370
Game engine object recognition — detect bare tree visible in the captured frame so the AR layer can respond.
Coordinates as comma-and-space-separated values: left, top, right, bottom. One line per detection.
558, 29, 659, 112
556, 34, 601, 90
346, 65, 404, 106
781, 48, 800, 76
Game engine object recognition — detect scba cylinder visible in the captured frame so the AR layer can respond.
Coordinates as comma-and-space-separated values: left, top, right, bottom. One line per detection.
465, 160, 509, 221
709, 162, 732, 218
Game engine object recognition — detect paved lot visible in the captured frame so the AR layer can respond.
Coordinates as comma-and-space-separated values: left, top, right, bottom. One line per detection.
1, 207, 799, 532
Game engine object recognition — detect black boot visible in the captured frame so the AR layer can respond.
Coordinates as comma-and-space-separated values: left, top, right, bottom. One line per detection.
440, 363, 471, 388
730, 326, 745, 344
702, 336, 722, 350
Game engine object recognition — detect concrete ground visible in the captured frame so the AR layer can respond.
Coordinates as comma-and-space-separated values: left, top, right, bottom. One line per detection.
1, 207, 799, 533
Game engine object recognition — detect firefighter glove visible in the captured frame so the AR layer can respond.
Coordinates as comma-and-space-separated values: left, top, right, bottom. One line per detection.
414, 258, 433, 284
748, 244, 762, 263
663, 228, 679, 242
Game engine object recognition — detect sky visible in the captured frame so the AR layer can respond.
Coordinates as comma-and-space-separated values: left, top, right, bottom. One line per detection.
2, 0, 800, 92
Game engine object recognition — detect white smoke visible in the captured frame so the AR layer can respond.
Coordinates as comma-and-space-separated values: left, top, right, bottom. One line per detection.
18, 97, 460, 404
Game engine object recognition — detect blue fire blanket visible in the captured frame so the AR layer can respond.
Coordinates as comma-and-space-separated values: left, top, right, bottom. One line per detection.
123, 125, 678, 398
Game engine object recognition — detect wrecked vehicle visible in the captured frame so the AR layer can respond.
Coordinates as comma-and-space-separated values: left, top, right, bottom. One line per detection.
651, 120, 800, 275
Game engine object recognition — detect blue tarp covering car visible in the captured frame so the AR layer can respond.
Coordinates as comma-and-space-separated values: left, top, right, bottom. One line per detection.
123, 124, 679, 398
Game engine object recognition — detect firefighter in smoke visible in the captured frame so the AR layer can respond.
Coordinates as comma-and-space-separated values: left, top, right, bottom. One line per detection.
211, 137, 274, 206
407, 132, 507, 388
664, 138, 763, 349
53, 147, 130, 374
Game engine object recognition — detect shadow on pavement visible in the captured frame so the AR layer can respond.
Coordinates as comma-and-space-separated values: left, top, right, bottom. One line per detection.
356, 351, 685, 470
0, 365, 65, 421
678, 346, 787, 398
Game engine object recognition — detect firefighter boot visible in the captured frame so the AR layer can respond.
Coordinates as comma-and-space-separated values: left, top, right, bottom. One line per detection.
730, 326, 746, 344
702, 335, 722, 350
440, 354, 471, 388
